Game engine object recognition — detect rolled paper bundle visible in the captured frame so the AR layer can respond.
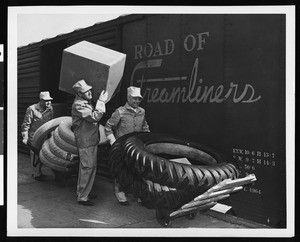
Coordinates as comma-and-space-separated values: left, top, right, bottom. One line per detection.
170, 202, 217, 218
194, 186, 243, 202
181, 194, 230, 210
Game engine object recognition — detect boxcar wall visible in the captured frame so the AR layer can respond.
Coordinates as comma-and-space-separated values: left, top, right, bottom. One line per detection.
120, 14, 286, 227
17, 14, 286, 227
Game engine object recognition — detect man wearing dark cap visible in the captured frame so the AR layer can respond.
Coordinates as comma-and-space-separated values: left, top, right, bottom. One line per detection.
72, 79, 108, 206
21, 91, 54, 181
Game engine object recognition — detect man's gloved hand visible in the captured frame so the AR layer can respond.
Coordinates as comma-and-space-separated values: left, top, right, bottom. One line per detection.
107, 134, 116, 145
22, 132, 28, 145
99, 90, 108, 103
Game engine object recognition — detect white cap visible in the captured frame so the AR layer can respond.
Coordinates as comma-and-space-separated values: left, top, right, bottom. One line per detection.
127, 86, 143, 98
72, 79, 92, 93
39, 91, 53, 101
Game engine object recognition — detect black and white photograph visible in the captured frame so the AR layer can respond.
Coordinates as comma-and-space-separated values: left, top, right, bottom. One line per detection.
6, 5, 295, 237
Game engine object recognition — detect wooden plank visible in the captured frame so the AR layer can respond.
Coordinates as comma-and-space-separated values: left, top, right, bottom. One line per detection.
18, 56, 40, 65
18, 61, 40, 70
18, 72, 40, 79
18, 78, 39, 88
18, 46, 40, 55
18, 50, 40, 60
18, 66, 40, 75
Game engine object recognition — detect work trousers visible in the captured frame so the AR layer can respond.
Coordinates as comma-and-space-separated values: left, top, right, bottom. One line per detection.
77, 146, 97, 202
30, 149, 42, 177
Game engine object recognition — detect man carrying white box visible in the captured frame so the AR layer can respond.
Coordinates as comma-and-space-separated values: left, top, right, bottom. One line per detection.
59, 41, 126, 205
72, 80, 108, 206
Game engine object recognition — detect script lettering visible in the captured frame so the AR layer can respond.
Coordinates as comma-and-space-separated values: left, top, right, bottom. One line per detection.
134, 58, 261, 104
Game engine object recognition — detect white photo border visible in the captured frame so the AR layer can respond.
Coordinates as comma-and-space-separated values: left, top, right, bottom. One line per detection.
7, 5, 295, 237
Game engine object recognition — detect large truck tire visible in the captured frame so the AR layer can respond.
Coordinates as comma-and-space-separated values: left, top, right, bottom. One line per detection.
117, 167, 193, 210
57, 117, 108, 146
108, 132, 240, 208
108, 147, 192, 210
57, 117, 76, 146
39, 141, 71, 173
41, 139, 78, 169
48, 135, 78, 163
108, 137, 127, 177
120, 133, 239, 193
32, 116, 70, 150
40, 150, 70, 173
108, 133, 215, 210
133, 178, 193, 210
53, 127, 78, 155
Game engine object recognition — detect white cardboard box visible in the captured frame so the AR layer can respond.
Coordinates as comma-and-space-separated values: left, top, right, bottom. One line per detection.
59, 41, 126, 102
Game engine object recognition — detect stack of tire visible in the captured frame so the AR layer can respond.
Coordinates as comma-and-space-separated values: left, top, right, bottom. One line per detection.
32, 116, 79, 173
108, 132, 240, 211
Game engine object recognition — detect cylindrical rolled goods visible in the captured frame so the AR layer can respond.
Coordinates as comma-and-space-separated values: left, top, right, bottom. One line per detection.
194, 186, 243, 202
48, 135, 78, 161
32, 116, 70, 150
220, 174, 257, 190
57, 117, 76, 146
181, 194, 230, 210
41, 139, 73, 168
169, 202, 217, 218
53, 127, 78, 154
39, 145, 70, 173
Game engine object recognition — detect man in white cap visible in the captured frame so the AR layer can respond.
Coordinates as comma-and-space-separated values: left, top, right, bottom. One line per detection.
105, 86, 150, 205
72, 79, 108, 206
21, 91, 54, 181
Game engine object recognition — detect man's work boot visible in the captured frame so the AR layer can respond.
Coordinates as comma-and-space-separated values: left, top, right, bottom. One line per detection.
115, 191, 129, 206
78, 200, 94, 206
137, 198, 143, 206
33, 174, 46, 182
